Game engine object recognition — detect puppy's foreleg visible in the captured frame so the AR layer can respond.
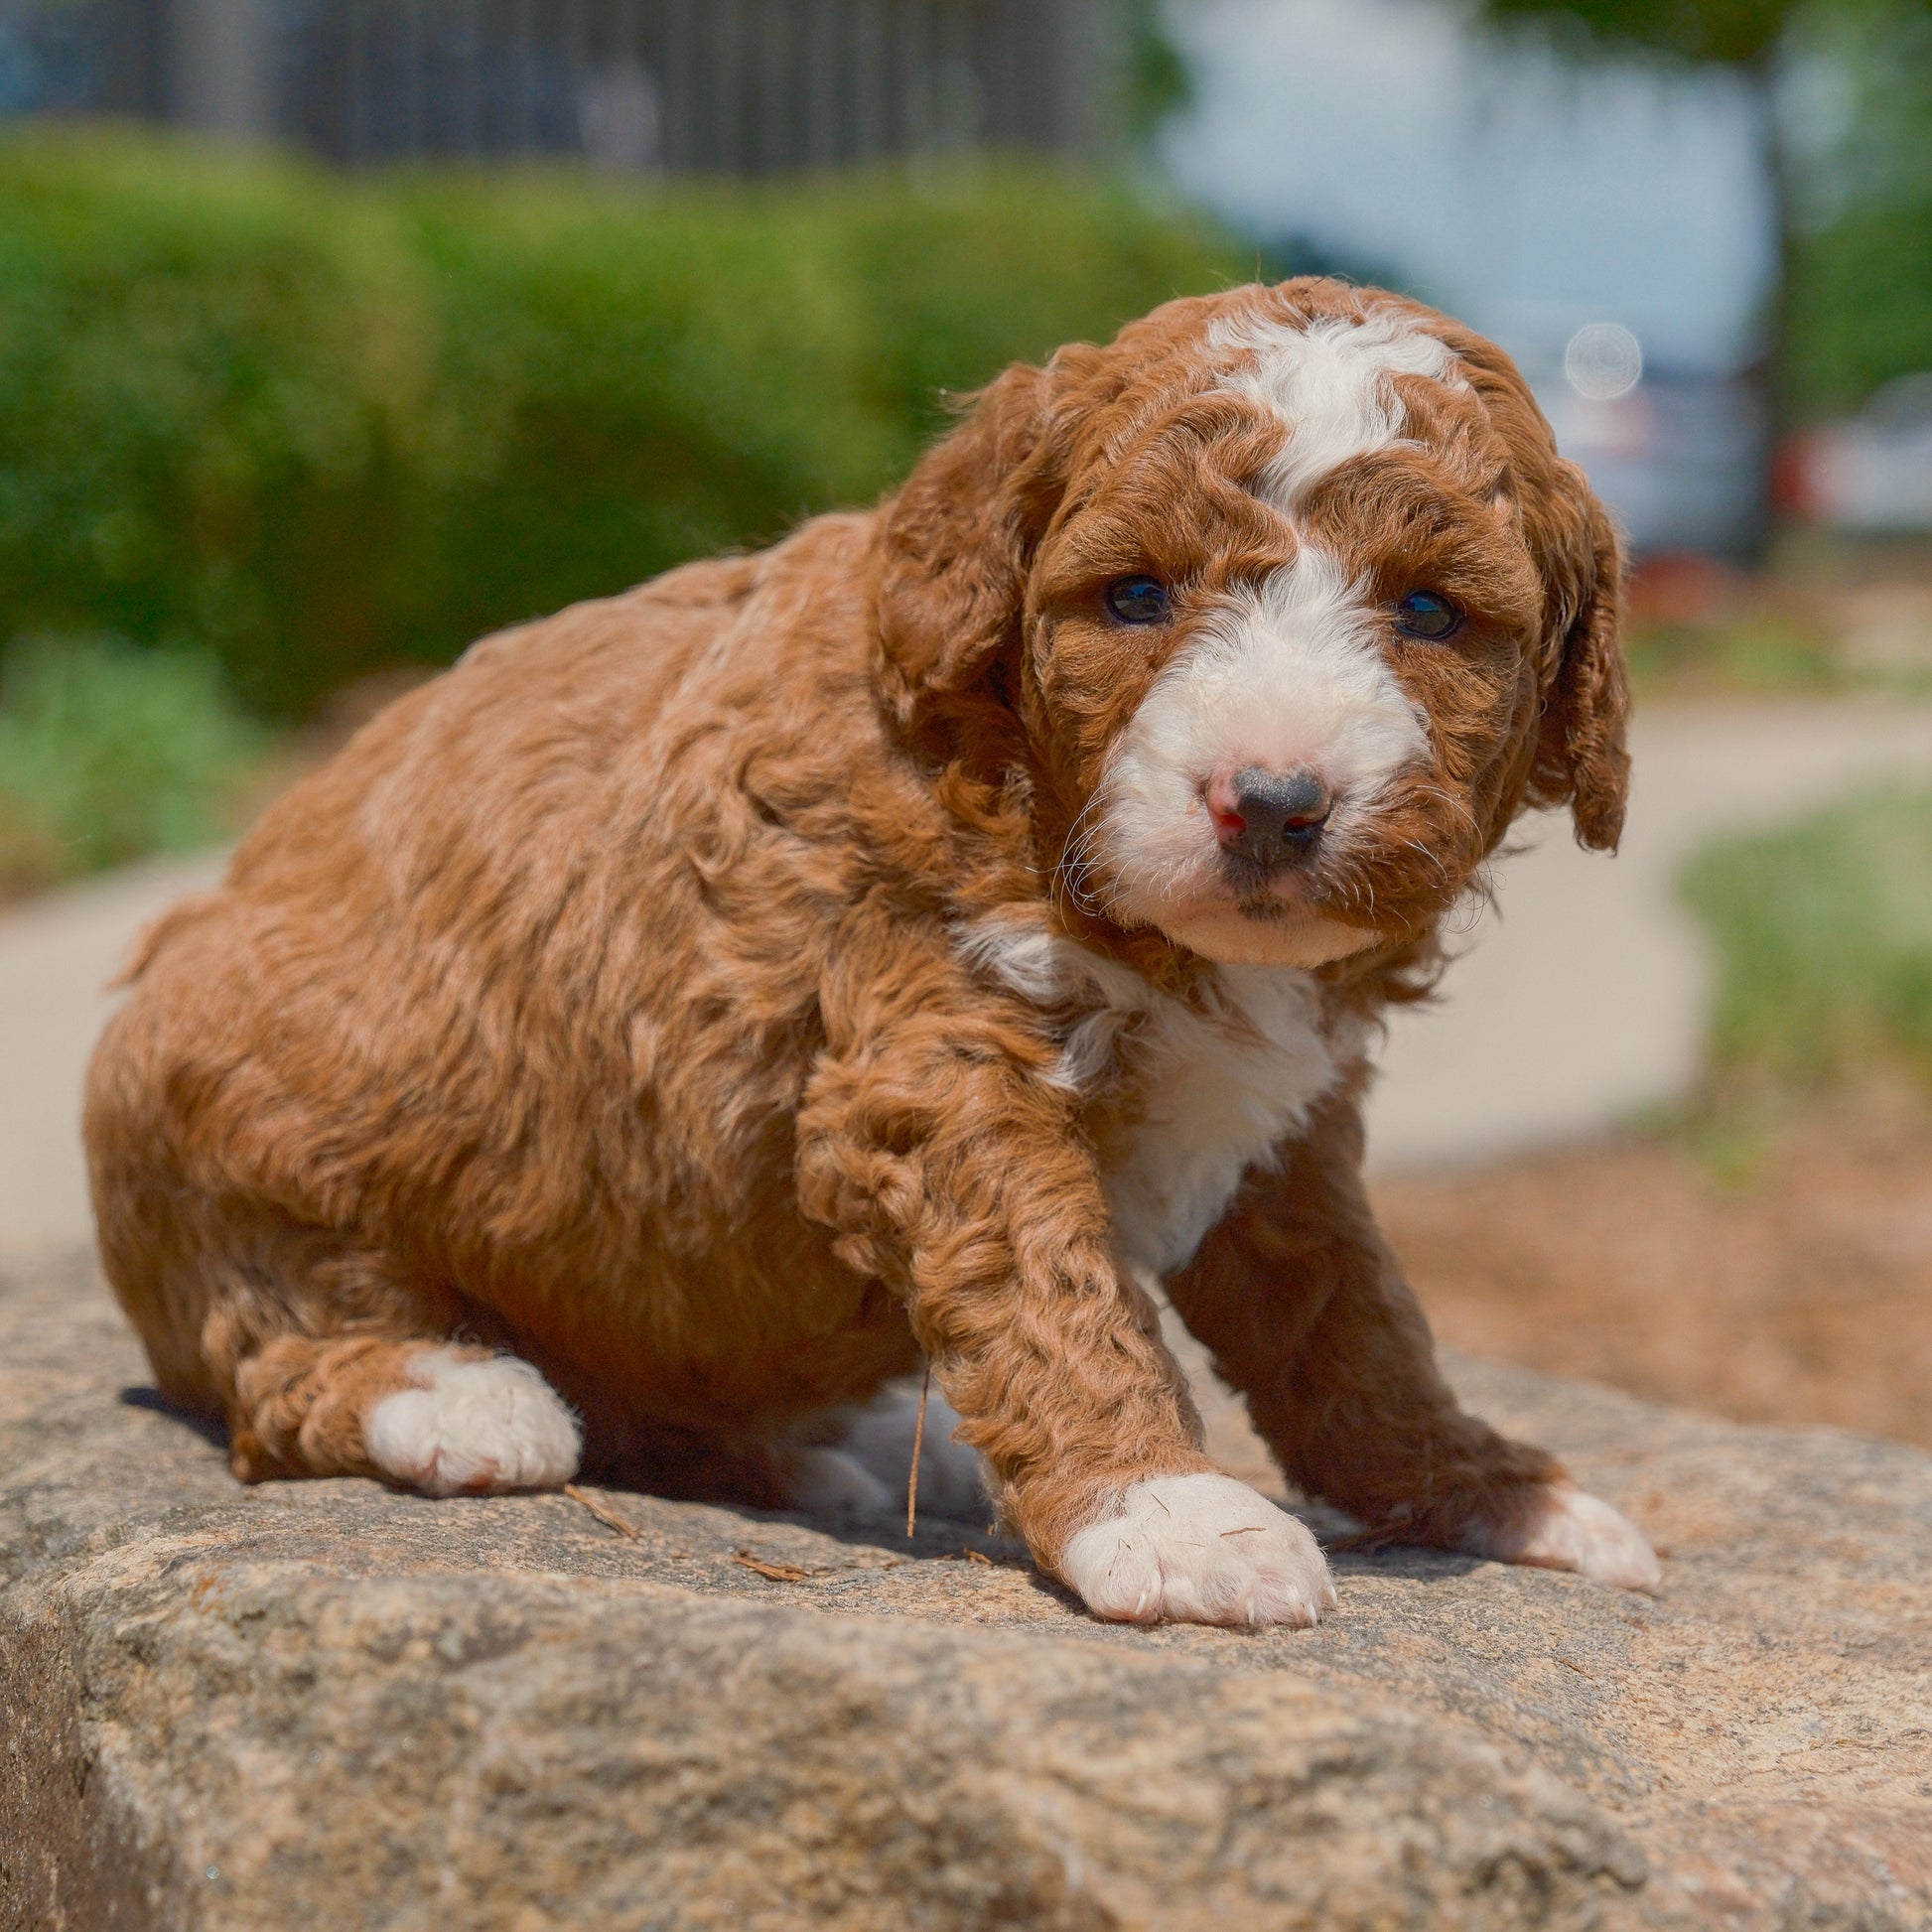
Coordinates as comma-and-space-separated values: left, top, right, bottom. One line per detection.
797, 953, 1334, 1628
1166, 1087, 1659, 1590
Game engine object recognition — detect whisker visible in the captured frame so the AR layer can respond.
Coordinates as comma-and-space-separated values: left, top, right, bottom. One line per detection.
1400, 837, 1449, 883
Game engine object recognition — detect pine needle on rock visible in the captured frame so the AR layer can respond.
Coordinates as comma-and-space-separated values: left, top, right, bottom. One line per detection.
733, 1550, 813, 1583
564, 1483, 641, 1541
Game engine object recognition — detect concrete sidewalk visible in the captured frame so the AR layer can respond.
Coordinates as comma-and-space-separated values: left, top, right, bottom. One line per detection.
0, 853, 225, 1253
1369, 698, 1932, 1168
5, 699, 1932, 1249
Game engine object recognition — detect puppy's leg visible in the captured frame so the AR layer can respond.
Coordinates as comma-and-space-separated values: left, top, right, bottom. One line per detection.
798, 951, 1334, 1628
180, 1230, 582, 1495
1166, 1087, 1659, 1591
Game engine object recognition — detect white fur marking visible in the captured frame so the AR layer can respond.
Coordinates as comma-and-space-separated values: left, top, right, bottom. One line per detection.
1213, 309, 1462, 510
364, 1348, 582, 1497
1093, 549, 1427, 950
1105, 963, 1342, 1278
958, 915, 1351, 1279
1462, 1482, 1662, 1591
1060, 1472, 1335, 1627
1082, 310, 1450, 958
955, 916, 1150, 1095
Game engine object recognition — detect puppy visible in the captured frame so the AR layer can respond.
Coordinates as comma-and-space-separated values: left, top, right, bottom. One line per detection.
86, 278, 1659, 1627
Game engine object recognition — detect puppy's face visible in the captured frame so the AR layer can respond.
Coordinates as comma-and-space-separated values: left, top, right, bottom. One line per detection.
879, 280, 1628, 969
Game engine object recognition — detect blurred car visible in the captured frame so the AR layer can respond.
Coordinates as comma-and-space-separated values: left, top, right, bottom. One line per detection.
1491, 319, 1771, 564
1533, 366, 1770, 564
1783, 374, 1932, 535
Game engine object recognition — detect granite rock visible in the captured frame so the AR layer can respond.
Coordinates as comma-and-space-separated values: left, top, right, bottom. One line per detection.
3, 1252, 1929, 1930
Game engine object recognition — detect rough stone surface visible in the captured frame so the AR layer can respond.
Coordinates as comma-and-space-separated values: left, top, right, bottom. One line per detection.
3, 1254, 1930, 1931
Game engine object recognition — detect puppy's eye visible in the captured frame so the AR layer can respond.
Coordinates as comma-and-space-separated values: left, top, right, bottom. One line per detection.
1104, 576, 1172, 625
1393, 590, 1462, 640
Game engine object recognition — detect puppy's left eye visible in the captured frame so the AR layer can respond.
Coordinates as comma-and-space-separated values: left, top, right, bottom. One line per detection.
1105, 576, 1172, 625
1393, 590, 1462, 640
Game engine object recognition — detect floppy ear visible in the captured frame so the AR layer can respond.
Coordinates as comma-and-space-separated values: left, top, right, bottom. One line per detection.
874, 360, 1063, 741
1525, 461, 1631, 853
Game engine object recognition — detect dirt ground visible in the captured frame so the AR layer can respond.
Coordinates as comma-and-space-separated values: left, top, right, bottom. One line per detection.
1373, 1091, 1932, 1452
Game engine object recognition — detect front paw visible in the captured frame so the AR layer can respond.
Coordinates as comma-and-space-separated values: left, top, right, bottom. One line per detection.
1461, 1481, 1661, 1591
1058, 1472, 1336, 1628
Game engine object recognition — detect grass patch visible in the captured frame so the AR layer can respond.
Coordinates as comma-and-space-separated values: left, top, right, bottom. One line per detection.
1624, 616, 1850, 698
1674, 784, 1932, 1173
0, 634, 269, 897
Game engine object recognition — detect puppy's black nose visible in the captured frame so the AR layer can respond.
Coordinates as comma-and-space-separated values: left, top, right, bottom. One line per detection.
1208, 764, 1332, 868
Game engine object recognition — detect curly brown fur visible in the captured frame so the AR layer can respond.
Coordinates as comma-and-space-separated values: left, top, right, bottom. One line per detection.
87, 278, 1653, 1624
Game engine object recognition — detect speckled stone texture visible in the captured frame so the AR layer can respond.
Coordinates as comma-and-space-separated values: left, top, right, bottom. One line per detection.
3, 1253, 1928, 1931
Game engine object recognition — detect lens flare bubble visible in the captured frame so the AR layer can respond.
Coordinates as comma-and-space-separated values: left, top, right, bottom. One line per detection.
1564, 323, 1643, 402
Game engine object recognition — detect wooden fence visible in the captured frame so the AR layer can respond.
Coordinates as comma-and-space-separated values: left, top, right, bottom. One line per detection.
0, 0, 1111, 170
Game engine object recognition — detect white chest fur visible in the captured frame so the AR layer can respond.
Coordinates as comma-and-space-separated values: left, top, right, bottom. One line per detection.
956, 918, 1349, 1280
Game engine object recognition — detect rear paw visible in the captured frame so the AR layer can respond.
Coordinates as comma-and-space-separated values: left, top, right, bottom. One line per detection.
780, 1446, 897, 1518
836, 1379, 987, 1524
780, 1378, 989, 1526
1059, 1472, 1336, 1628
364, 1349, 581, 1496
1462, 1481, 1661, 1591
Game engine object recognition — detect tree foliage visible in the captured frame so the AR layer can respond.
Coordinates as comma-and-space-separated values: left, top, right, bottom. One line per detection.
1121, 0, 1195, 141
1475, 0, 1821, 69
1787, 5, 1932, 411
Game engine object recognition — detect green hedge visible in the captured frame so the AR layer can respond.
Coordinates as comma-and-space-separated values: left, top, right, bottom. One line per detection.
0, 132, 1245, 717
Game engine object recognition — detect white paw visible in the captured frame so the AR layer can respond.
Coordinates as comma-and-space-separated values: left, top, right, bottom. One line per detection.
837, 1380, 987, 1524
782, 1446, 897, 1517
364, 1349, 582, 1497
1462, 1481, 1661, 1591
1059, 1472, 1336, 1628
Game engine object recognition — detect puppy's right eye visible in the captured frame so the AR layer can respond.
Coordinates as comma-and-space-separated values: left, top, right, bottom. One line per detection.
1105, 576, 1172, 625
1393, 589, 1462, 640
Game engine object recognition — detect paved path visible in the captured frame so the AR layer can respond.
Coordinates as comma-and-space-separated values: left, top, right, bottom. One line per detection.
0, 854, 225, 1254
1368, 698, 1932, 1168
5, 699, 1932, 1248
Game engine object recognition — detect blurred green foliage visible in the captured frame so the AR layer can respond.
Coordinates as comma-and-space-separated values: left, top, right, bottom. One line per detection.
0, 634, 266, 893
1120, 0, 1196, 140
0, 130, 1246, 719
1787, 6, 1932, 415
1680, 785, 1932, 1097
1792, 216, 1932, 417
1474, 0, 1797, 69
